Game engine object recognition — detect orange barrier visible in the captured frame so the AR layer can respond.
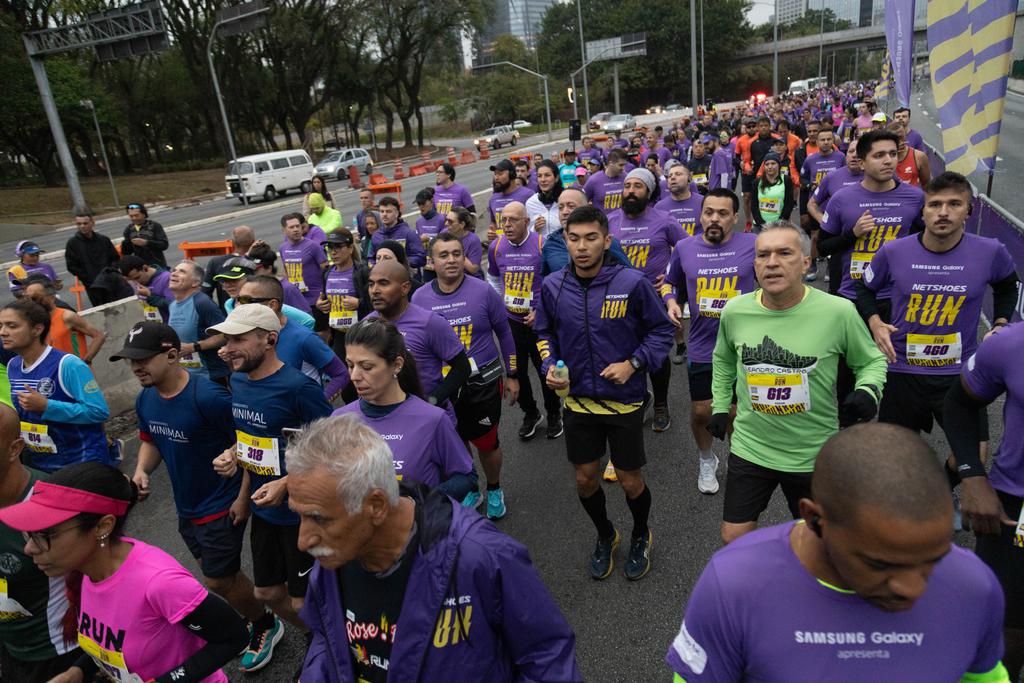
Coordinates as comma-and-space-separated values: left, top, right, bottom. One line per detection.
393, 159, 406, 180
479, 146, 490, 160
180, 240, 233, 260
368, 172, 388, 185
70, 277, 86, 311
347, 165, 363, 190
460, 149, 476, 165
409, 164, 428, 176
367, 182, 402, 208
592, 134, 609, 142
509, 153, 532, 164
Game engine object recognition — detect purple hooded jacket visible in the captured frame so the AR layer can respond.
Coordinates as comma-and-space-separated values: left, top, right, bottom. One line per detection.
534, 259, 675, 405
299, 484, 582, 682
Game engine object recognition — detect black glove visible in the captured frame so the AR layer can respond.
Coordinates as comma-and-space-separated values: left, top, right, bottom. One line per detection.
839, 388, 878, 428
706, 413, 730, 440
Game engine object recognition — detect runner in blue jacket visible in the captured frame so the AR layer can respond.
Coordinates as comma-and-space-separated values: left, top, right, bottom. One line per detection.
534, 204, 674, 583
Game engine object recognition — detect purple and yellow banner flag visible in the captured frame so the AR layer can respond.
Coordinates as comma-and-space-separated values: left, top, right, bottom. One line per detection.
885, 0, 916, 106
876, 50, 894, 100
928, 0, 1017, 175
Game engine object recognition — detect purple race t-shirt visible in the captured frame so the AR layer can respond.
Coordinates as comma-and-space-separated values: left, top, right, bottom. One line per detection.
584, 170, 627, 215
863, 233, 1015, 375
811, 166, 863, 207
459, 231, 484, 280
324, 266, 360, 331
655, 193, 705, 237
333, 396, 472, 487
369, 304, 463, 399
416, 213, 446, 273
487, 186, 534, 228
663, 232, 757, 363
801, 150, 846, 190
608, 207, 686, 284
666, 522, 1005, 683
963, 322, 1024, 496
820, 180, 925, 299
278, 237, 326, 306
433, 182, 475, 215
412, 275, 516, 375
487, 232, 544, 324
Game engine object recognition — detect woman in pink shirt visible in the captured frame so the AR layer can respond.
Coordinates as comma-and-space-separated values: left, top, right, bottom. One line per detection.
0, 462, 247, 683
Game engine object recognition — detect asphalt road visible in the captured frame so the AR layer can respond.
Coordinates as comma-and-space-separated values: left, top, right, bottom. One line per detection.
909, 80, 1024, 219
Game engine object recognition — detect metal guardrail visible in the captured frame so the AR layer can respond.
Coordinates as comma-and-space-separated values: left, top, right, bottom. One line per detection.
924, 142, 1024, 322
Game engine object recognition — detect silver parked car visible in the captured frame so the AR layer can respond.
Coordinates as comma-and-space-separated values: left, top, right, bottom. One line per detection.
603, 114, 636, 133
474, 125, 519, 151
589, 112, 614, 131
315, 148, 373, 179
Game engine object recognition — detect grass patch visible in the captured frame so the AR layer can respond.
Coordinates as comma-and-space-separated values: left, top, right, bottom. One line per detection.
0, 168, 230, 225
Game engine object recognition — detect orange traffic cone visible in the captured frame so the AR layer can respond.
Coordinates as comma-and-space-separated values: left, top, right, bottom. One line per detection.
393, 159, 406, 180
479, 146, 490, 160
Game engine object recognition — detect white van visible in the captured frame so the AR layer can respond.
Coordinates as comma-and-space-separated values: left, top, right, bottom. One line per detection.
225, 150, 314, 203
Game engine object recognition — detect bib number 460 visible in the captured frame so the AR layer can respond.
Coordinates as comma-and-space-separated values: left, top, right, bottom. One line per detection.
922, 344, 950, 355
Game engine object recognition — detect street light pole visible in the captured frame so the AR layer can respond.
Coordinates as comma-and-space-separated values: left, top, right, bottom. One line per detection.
208, 21, 245, 206
576, 0, 590, 122
772, 0, 779, 96
81, 99, 118, 208
473, 61, 553, 141
818, 0, 825, 79
690, 0, 698, 115
699, 0, 705, 105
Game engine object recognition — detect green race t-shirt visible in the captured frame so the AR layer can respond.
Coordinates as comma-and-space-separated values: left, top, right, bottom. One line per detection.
712, 287, 887, 472
0, 468, 76, 662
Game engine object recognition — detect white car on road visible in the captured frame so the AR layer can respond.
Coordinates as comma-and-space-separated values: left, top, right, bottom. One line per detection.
603, 114, 636, 133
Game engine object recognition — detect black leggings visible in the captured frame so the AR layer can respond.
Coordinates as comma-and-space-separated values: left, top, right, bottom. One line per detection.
650, 355, 671, 407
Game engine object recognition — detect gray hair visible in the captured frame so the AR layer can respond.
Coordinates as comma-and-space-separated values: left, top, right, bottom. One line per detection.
285, 414, 400, 515
176, 260, 205, 284
761, 220, 812, 256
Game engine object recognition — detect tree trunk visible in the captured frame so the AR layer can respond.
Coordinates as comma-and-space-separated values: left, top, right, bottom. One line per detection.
415, 107, 425, 148
398, 113, 413, 148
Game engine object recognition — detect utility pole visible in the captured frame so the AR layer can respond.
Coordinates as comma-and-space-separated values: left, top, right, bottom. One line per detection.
772, 0, 779, 96
818, 0, 826, 79
576, 0, 590, 121
690, 0, 698, 116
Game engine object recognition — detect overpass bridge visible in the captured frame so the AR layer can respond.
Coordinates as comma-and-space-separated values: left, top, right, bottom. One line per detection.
735, 10, 1024, 65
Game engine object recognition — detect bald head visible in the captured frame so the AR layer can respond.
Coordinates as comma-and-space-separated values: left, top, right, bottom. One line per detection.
501, 201, 528, 240
371, 259, 409, 285
813, 423, 949, 528
232, 226, 255, 251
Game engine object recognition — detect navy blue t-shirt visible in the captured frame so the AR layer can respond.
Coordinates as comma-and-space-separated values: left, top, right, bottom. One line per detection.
276, 318, 335, 384
229, 364, 332, 525
136, 374, 241, 519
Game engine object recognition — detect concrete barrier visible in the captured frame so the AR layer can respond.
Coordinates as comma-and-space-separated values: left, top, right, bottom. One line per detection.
81, 295, 145, 415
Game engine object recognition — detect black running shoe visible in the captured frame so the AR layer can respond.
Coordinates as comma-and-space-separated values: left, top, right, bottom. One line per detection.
518, 411, 543, 440
672, 343, 686, 365
590, 529, 620, 580
546, 413, 564, 439
624, 529, 653, 581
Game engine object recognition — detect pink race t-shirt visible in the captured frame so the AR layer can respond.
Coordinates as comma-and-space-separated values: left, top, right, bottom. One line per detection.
76, 538, 226, 683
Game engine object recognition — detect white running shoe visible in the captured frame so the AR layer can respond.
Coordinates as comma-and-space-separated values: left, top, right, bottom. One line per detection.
698, 454, 720, 494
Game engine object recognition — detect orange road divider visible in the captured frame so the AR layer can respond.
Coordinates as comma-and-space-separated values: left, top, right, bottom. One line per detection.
180, 240, 233, 260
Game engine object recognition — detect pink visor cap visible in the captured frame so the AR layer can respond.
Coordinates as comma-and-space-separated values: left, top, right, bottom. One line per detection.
0, 481, 129, 532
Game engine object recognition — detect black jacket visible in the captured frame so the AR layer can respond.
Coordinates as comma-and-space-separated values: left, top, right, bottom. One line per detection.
64, 230, 121, 286
121, 219, 169, 267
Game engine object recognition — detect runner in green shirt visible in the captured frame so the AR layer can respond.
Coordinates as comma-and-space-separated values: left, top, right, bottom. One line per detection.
710, 221, 886, 545
0, 403, 80, 681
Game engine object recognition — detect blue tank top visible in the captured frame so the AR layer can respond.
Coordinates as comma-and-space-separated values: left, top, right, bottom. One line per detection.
7, 348, 108, 472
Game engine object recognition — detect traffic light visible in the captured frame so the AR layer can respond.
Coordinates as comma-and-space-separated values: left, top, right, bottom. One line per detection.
569, 119, 582, 141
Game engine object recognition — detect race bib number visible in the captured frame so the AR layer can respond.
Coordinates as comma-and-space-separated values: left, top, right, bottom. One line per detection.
697, 289, 736, 318
78, 633, 143, 683
178, 351, 202, 369
849, 251, 873, 279
906, 333, 962, 367
141, 304, 160, 322
20, 422, 56, 454
504, 290, 532, 315
236, 431, 282, 476
746, 372, 811, 415
329, 297, 358, 330
693, 173, 708, 186
758, 198, 780, 214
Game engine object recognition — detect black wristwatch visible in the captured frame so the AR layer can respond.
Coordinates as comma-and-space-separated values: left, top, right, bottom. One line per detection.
628, 356, 643, 371
194, 340, 203, 353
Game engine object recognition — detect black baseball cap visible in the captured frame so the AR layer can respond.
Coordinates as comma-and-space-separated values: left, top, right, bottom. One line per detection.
213, 256, 257, 281
322, 231, 354, 247
109, 322, 180, 361
489, 159, 515, 174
